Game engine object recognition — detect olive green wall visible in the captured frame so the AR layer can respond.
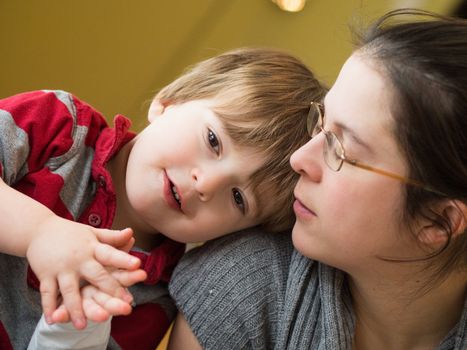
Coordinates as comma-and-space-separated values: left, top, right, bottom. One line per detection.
0, 0, 458, 129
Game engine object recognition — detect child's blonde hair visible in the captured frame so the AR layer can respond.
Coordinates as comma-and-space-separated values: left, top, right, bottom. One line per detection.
155, 47, 326, 232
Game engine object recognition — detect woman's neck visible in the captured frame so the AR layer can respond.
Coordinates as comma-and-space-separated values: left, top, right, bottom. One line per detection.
349, 269, 466, 350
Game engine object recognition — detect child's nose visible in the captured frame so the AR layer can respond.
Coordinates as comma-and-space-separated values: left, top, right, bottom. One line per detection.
191, 167, 227, 201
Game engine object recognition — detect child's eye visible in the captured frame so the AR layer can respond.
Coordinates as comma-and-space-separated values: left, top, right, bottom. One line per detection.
232, 188, 245, 214
207, 128, 221, 155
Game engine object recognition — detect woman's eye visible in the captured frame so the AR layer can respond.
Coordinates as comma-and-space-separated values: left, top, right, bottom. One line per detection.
207, 128, 220, 155
232, 188, 245, 214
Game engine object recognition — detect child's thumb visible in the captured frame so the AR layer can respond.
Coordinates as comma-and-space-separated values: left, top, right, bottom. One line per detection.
94, 227, 134, 248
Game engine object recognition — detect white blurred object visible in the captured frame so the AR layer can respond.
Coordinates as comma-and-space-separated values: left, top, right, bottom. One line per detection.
28, 315, 111, 350
272, 0, 306, 12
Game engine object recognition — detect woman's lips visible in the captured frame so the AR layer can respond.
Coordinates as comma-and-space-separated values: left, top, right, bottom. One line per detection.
293, 198, 317, 218
163, 170, 183, 212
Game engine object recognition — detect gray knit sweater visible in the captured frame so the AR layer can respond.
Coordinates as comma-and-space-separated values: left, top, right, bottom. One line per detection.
169, 228, 467, 350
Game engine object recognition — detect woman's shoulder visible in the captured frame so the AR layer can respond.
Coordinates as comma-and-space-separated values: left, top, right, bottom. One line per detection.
168, 228, 295, 349
170, 227, 294, 294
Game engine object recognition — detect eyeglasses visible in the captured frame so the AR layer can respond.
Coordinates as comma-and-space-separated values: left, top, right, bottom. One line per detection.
307, 102, 445, 195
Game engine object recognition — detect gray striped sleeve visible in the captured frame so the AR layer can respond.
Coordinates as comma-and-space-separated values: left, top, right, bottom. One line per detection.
0, 109, 29, 184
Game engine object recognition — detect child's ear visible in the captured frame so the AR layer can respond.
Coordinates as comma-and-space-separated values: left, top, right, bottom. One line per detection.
148, 99, 166, 123
418, 199, 467, 246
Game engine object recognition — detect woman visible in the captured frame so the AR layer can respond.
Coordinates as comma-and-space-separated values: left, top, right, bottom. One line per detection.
168, 9, 467, 350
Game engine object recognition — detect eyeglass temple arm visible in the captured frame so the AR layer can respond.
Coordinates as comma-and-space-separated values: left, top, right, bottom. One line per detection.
343, 158, 446, 196
344, 159, 416, 183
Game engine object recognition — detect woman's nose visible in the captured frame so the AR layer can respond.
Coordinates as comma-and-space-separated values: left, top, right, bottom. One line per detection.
191, 167, 226, 201
290, 137, 323, 182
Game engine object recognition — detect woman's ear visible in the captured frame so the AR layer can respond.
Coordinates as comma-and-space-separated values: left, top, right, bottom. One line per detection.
418, 200, 467, 246
148, 99, 166, 123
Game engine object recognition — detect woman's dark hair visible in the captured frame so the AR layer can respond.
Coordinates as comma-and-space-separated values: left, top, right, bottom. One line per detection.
355, 9, 467, 286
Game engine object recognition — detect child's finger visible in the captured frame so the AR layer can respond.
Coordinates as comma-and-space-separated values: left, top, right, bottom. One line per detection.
80, 259, 132, 302
57, 273, 86, 330
82, 297, 110, 323
82, 285, 132, 320
94, 243, 141, 270
39, 277, 58, 324
51, 304, 70, 323
111, 269, 148, 287
93, 227, 134, 249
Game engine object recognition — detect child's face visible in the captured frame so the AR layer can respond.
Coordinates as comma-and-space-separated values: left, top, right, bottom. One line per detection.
124, 99, 265, 243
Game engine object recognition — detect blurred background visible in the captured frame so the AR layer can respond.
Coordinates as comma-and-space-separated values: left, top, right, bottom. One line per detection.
0, 0, 463, 130
0, 1, 464, 349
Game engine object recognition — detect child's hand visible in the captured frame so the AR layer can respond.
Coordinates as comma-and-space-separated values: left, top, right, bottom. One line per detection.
26, 217, 146, 329
51, 265, 148, 323
52, 282, 135, 324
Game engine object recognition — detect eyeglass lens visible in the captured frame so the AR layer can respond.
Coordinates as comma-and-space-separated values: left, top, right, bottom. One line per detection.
324, 132, 344, 171
308, 103, 346, 172
307, 103, 320, 137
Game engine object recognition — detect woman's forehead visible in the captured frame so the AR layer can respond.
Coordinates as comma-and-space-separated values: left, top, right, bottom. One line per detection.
326, 55, 393, 128
325, 54, 400, 158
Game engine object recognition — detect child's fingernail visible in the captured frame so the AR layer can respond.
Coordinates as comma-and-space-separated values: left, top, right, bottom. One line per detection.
116, 287, 132, 302
45, 315, 53, 324
74, 318, 86, 329
123, 289, 134, 303
125, 294, 134, 304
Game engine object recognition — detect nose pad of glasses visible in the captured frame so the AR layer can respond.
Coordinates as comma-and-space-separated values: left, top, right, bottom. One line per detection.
306, 114, 315, 136
323, 132, 345, 171
323, 134, 332, 169
307, 102, 322, 137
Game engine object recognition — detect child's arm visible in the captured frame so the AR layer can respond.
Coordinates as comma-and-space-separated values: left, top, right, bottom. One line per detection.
0, 178, 146, 329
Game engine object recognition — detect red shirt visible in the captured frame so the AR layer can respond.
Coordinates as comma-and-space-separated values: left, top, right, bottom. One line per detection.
0, 90, 184, 349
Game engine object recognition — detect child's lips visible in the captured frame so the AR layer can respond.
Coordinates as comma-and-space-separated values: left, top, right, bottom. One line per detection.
163, 170, 183, 213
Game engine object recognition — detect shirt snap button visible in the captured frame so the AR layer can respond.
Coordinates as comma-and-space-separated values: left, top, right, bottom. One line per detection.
98, 175, 106, 188
88, 213, 101, 227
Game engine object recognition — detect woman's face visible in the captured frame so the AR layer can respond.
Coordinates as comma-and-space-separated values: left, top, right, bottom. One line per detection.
290, 53, 418, 274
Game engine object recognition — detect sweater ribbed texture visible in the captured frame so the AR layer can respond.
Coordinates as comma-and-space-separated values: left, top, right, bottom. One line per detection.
170, 229, 292, 349
169, 228, 467, 350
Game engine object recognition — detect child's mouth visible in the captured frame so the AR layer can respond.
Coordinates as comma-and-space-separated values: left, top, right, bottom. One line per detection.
163, 170, 183, 212
170, 182, 181, 207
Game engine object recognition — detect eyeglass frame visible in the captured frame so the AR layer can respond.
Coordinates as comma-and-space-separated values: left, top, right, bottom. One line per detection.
306, 101, 445, 196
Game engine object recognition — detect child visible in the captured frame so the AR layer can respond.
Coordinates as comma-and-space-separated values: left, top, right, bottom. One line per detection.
0, 47, 326, 349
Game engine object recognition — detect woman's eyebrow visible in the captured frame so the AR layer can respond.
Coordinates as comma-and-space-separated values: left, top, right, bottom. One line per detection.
335, 121, 375, 155
323, 98, 377, 156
